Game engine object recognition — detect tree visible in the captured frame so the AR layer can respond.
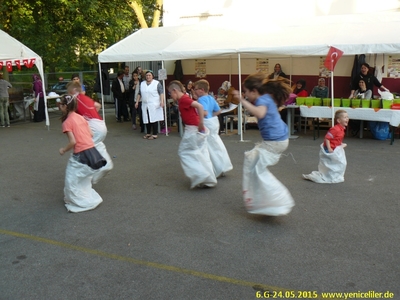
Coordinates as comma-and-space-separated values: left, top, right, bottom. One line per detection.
127, 0, 163, 28
0, 0, 163, 72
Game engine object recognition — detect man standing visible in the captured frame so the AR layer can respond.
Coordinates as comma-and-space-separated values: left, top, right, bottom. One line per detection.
112, 70, 130, 122
0, 73, 12, 127
122, 66, 131, 109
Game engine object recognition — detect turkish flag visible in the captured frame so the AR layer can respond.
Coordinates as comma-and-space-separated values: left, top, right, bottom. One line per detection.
30, 58, 36, 68
0, 61, 3, 69
324, 46, 344, 71
6, 60, 13, 72
15, 60, 21, 70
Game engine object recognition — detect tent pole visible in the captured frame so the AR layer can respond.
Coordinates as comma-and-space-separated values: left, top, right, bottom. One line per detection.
331, 70, 334, 127
98, 62, 105, 121
41, 73, 49, 130
238, 53, 243, 141
162, 60, 168, 136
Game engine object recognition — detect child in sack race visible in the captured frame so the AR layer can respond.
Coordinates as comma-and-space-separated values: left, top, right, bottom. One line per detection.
59, 95, 105, 213
303, 109, 349, 183
193, 79, 233, 178
168, 80, 217, 189
66, 81, 114, 184
234, 74, 295, 216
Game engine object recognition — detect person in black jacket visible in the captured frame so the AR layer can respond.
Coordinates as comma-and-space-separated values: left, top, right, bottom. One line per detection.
268, 63, 288, 79
349, 63, 389, 98
111, 70, 130, 122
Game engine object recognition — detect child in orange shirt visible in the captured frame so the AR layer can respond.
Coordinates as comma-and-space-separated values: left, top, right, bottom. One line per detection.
59, 95, 106, 212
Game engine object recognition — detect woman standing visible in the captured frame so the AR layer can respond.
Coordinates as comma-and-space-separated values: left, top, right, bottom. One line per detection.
235, 74, 294, 216
350, 63, 388, 98
128, 71, 140, 130
135, 70, 164, 140
268, 63, 288, 79
185, 80, 194, 98
32, 74, 46, 122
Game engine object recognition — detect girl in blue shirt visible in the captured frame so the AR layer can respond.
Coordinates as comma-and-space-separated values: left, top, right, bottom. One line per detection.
236, 74, 291, 147
235, 74, 294, 216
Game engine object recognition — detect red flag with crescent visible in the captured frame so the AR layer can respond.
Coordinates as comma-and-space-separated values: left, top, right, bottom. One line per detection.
15, 60, 21, 70
22, 58, 35, 68
6, 60, 13, 72
29, 58, 36, 68
324, 46, 344, 71
0, 61, 3, 69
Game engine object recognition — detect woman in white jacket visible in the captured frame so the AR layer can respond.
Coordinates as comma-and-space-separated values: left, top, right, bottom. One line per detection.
135, 70, 165, 140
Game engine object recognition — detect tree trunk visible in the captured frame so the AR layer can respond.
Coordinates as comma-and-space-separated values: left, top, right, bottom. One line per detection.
127, 1, 148, 28
151, 0, 163, 28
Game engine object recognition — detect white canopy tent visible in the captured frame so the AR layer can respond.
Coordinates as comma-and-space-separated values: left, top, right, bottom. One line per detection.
98, 12, 400, 137
0, 30, 49, 126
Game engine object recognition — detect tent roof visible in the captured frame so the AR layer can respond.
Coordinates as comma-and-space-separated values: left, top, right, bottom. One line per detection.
0, 30, 49, 126
99, 12, 400, 62
0, 30, 42, 61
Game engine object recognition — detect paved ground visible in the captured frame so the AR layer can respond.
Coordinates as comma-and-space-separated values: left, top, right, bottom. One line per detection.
0, 107, 399, 300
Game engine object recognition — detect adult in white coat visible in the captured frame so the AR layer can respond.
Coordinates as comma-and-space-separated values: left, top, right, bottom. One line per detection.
135, 70, 164, 140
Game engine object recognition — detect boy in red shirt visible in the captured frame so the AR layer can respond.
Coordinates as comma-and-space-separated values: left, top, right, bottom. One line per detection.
168, 80, 217, 188
324, 109, 349, 153
303, 109, 349, 183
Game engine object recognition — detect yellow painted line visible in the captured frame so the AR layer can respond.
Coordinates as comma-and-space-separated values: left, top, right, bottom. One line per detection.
0, 228, 327, 299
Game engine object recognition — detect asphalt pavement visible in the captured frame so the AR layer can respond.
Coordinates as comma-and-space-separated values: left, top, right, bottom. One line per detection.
0, 107, 399, 300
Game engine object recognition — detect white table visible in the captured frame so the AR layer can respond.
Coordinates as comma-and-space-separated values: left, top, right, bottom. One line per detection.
12, 98, 35, 121
300, 106, 400, 143
46, 95, 62, 111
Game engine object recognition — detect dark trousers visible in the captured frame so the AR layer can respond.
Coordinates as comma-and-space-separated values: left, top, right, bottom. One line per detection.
145, 109, 158, 135
129, 103, 137, 125
33, 97, 45, 122
218, 112, 230, 133
115, 96, 129, 121
137, 102, 144, 132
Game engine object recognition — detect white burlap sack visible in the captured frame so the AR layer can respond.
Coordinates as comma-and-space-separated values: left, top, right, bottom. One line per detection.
204, 117, 233, 177
303, 144, 347, 183
178, 125, 217, 188
87, 118, 114, 184
243, 145, 294, 216
64, 156, 103, 213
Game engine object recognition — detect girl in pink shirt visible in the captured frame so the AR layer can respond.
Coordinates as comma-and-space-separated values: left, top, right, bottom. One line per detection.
59, 95, 105, 213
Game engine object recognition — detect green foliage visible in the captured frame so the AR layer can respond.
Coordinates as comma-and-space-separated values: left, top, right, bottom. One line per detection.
0, 0, 162, 72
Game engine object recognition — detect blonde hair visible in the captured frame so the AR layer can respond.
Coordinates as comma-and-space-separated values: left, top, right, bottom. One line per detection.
66, 81, 82, 95
335, 109, 347, 121
194, 79, 210, 93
